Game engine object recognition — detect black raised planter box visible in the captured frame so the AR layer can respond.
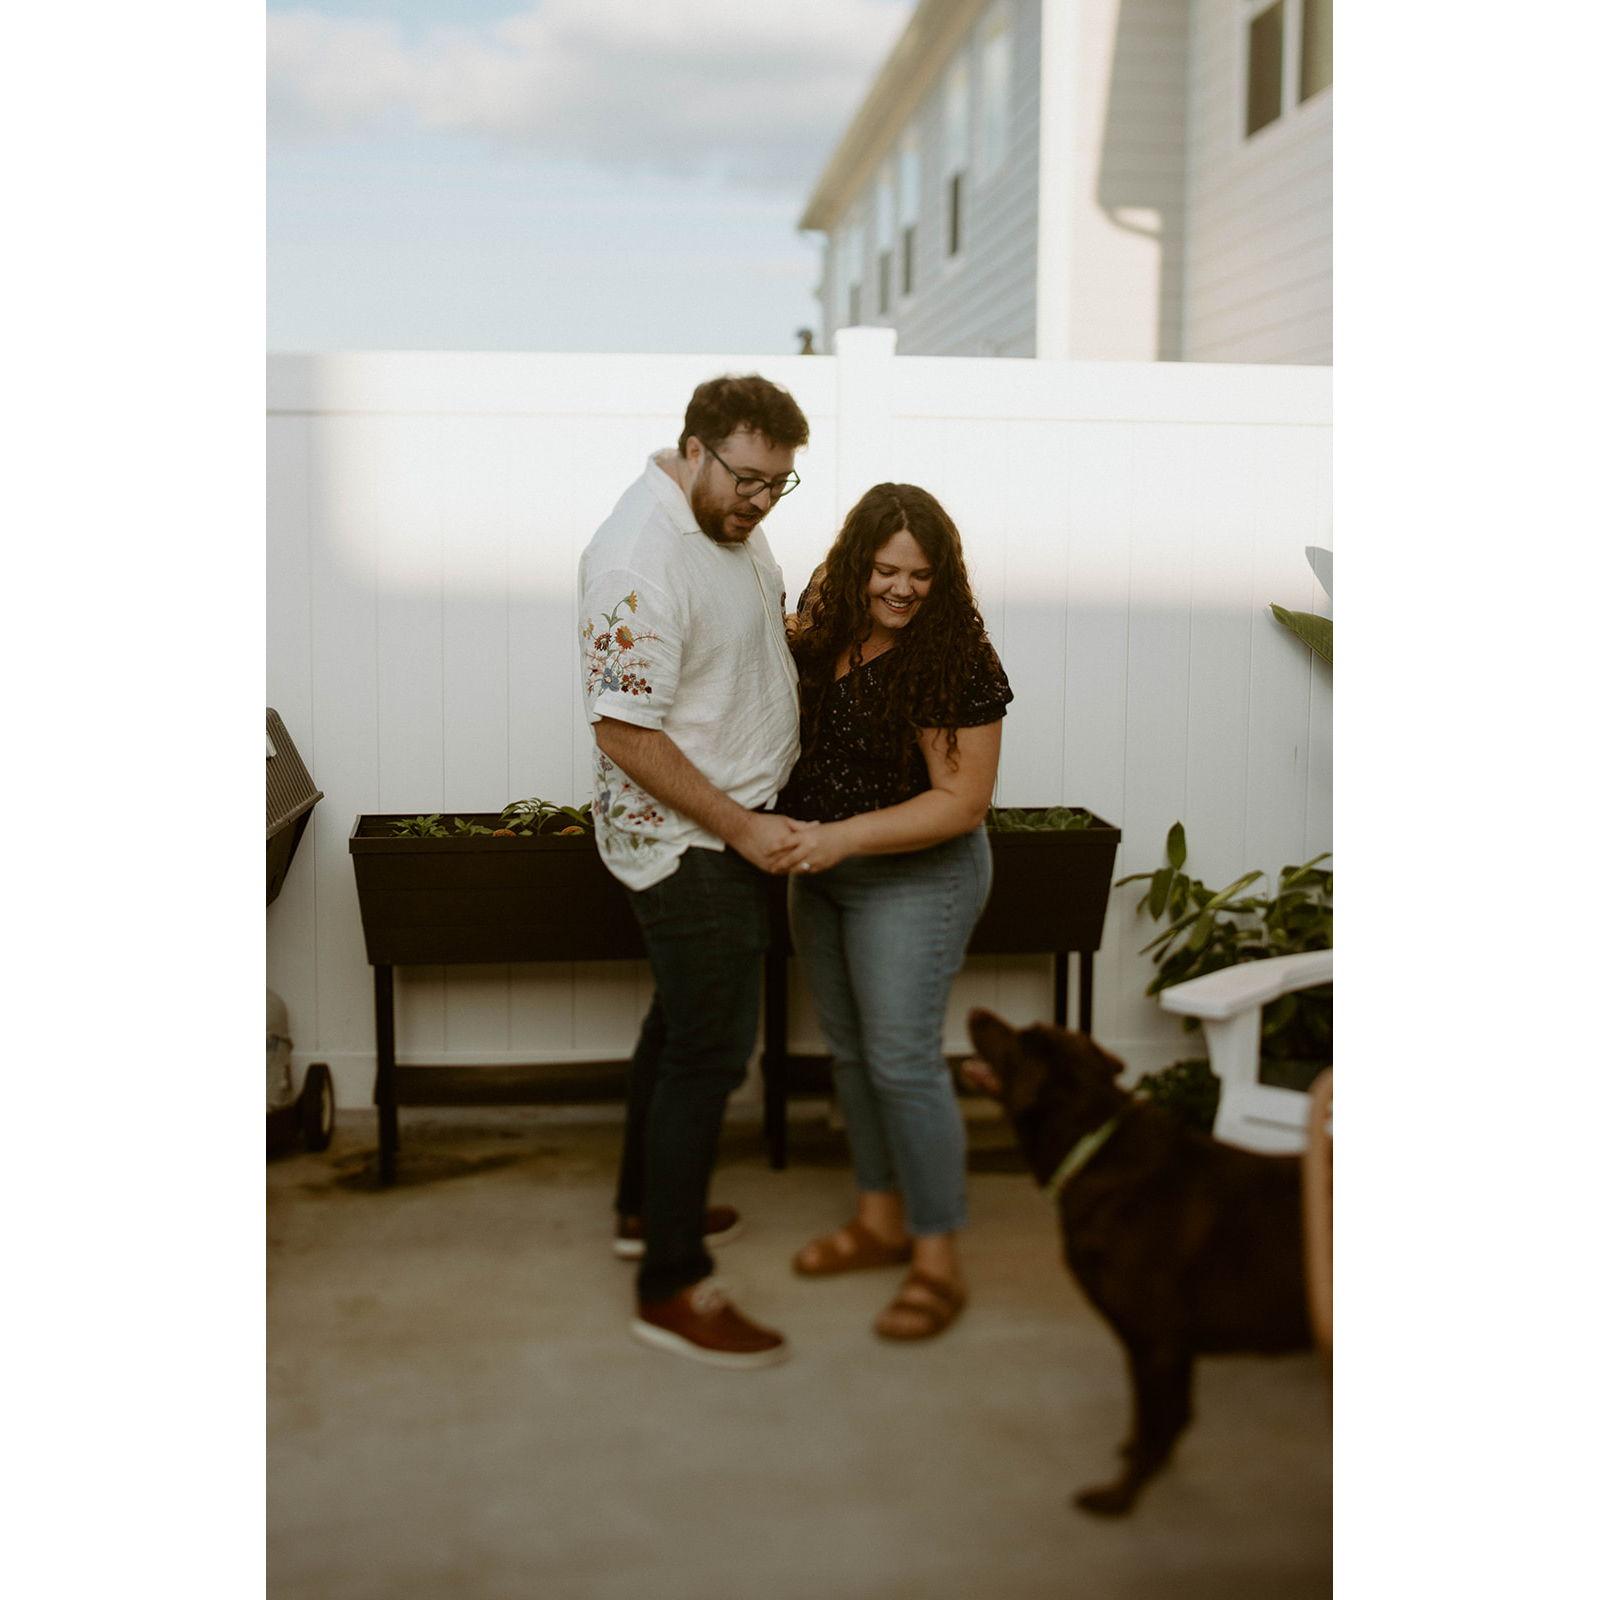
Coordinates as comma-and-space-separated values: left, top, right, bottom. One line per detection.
350, 807, 1119, 1183
349, 814, 641, 964
973, 812, 1121, 953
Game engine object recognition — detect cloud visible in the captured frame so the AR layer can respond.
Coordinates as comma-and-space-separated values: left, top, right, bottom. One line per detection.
267, 1, 913, 185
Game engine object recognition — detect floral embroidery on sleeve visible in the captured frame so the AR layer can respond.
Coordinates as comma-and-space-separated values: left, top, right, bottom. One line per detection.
582, 590, 662, 701
593, 752, 668, 855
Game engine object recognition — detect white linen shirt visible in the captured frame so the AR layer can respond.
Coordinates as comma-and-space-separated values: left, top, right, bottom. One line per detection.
577, 451, 800, 891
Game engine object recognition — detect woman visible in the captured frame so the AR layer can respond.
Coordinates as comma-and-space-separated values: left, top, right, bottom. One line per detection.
774, 483, 1012, 1341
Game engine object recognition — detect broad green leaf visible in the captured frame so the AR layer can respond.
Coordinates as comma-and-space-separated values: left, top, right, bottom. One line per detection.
1149, 867, 1173, 920
1140, 923, 1185, 956
1166, 822, 1187, 870
1201, 871, 1263, 910
1169, 874, 1191, 919
1279, 853, 1332, 888
1269, 604, 1333, 664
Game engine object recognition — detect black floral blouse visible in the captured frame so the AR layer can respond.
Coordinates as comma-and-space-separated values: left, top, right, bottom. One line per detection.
776, 645, 1013, 824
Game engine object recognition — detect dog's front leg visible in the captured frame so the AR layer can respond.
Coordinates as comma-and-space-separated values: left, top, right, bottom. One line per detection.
1076, 1345, 1194, 1516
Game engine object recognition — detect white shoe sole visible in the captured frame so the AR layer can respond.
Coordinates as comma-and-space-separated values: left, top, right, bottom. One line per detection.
629, 1318, 790, 1369
612, 1218, 745, 1261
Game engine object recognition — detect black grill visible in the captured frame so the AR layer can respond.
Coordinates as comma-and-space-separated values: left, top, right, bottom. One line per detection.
267, 709, 323, 905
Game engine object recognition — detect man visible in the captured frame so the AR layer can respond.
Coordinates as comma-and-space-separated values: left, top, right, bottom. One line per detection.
578, 373, 809, 1368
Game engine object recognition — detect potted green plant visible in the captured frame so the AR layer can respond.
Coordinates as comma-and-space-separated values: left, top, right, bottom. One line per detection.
1117, 822, 1332, 1131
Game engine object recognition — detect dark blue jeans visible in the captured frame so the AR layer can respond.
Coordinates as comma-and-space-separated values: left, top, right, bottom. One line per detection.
616, 846, 769, 1302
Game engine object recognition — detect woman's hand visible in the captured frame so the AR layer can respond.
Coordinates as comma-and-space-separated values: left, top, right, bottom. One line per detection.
771, 819, 853, 876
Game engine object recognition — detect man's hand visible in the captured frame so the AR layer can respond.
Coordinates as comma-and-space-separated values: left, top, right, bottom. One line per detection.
731, 811, 811, 874
769, 819, 852, 876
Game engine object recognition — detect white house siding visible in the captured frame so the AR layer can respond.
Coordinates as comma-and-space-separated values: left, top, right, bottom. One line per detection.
267, 348, 1330, 1105
822, 0, 1042, 358
1183, 0, 1333, 363
1068, 0, 1189, 360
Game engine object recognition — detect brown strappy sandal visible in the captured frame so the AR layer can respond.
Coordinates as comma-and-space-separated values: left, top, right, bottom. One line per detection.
791, 1219, 915, 1277
873, 1270, 968, 1341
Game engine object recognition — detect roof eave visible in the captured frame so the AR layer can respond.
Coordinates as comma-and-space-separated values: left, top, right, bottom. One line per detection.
798, 0, 985, 234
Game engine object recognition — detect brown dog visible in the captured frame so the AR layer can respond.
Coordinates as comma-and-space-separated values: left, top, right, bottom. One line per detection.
965, 1008, 1311, 1516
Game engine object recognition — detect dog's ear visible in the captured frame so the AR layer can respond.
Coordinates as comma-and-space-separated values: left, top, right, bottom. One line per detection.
1053, 1028, 1125, 1083
966, 1009, 1047, 1109
1084, 1036, 1127, 1083
967, 1007, 1016, 1064
1006, 1028, 1057, 1113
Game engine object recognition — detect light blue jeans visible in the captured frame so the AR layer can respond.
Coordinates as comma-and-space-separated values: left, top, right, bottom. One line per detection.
789, 828, 993, 1236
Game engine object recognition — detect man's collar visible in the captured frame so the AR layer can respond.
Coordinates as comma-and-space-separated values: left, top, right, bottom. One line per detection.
646, 451, 703, 536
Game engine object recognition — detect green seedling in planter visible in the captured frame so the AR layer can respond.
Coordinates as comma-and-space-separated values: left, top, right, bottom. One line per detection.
986, 806, 1096, 831
499, 797, 595, 836
389, 815, 502, 838
1118, 822, 1332, 1127
389, 814, 451, 838
389, 801, 594, 839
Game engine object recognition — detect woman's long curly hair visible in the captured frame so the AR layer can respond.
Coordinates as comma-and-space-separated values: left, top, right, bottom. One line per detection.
791, 483, 999, 780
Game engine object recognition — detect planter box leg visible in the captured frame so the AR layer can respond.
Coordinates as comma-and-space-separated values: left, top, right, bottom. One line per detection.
373, 964, 399, 1186
761, 945, 788, 1171
1079, 953, 1095, 1037
1052, 952, 1068, 1027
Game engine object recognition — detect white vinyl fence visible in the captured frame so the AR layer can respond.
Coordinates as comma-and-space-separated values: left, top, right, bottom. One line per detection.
267, 332, 1331, 1105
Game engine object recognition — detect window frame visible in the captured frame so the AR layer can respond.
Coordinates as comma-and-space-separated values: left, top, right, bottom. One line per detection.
896, 132, 922, 301
836, 214, 866, 330
874, 169, 896, 315
941, 53, 971, 264
1241, 0, 1331, 144
1298, 0, 1331, 105
976, 2, 1013, 184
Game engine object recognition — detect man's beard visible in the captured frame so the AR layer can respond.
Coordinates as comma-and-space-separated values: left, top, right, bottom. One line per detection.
689, 477, 759, 544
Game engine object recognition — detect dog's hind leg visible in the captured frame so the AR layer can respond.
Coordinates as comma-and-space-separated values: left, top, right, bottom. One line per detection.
1075, 1345, 1195, 1517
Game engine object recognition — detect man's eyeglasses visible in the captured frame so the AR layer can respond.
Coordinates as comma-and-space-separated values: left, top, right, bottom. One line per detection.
699, 438, 801, 502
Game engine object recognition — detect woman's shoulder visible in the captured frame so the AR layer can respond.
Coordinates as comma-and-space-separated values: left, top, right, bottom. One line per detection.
959, 638, 1013, 719
901, 628, 1013, 727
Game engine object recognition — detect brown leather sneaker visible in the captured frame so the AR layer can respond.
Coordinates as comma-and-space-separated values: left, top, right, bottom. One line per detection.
613, 1204, 743, 1260
630, 1279, 789, 1369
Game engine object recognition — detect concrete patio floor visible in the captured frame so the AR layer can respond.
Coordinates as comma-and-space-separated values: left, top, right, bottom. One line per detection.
267, 1105, 1331, 1600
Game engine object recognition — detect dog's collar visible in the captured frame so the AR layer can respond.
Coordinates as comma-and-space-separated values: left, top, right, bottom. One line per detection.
1043, 1103, 1133, 1203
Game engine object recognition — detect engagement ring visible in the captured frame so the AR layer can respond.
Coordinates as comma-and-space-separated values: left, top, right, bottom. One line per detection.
799, 862, 811, 872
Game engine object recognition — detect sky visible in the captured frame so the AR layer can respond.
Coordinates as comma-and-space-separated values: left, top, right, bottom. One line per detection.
267, 0, 914, 353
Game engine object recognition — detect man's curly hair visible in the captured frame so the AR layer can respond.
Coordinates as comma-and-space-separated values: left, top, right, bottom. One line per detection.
791, 483, 1001, 781
677, 374, 809, 455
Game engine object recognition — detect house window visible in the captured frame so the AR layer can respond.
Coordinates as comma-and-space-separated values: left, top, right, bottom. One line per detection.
875, 170, 895, 314
942, 56, 970, 259
1300, 0, 1331, 101
1245, 1, 1330, 138
897, 135, 920, 295
837, 217, 865, 328
977, 5, 1012, 181
1246, 2, 1285, 136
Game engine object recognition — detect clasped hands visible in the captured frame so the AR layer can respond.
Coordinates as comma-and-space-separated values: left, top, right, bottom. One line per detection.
737, 812, 848, 876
